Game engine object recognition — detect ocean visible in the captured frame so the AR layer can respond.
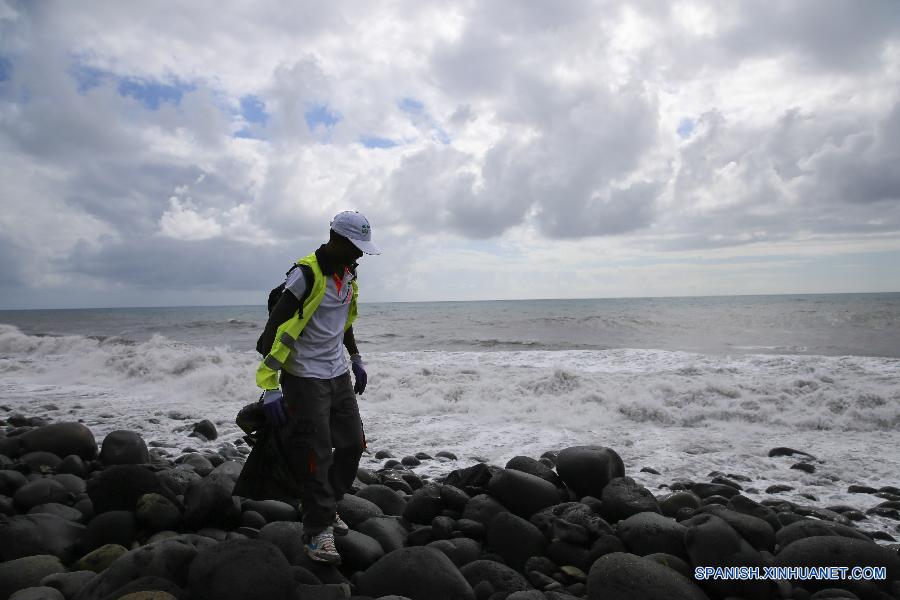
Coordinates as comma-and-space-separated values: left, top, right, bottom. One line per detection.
1, 293, 899, 536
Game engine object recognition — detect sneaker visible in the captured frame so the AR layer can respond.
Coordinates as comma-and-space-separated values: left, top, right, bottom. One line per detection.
305, 527, 341, 564
332, 514, 349, 536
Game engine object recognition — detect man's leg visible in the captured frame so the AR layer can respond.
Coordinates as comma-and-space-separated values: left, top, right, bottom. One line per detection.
329, 371, 365, 502
280, 373, 335, 535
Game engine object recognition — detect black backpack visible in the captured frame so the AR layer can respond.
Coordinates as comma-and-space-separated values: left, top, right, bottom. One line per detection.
267, 262, 314, 314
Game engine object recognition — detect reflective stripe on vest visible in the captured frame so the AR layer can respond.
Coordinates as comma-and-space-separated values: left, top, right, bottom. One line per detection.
255, 252, 359, 390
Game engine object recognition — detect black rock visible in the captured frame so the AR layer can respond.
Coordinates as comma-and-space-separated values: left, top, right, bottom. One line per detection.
157, 467, 201, 497
94, 575, 185, 600
599, 477, 660, 523
19, 423, 98, 460
587, 552, 709, 600
546, 540, 592, 572
190, 420, 218, 441
555, 446, 624, 499
768, 447, 816, 460
436, 451, 458, 460
13, 478, 70, 512
258, 521, 306, 564
98, 430, 150, 465
358, 546, 476, 600
402, 455, 421, 466
27, 502, 84, 522
19, 451, 63, 472
39, 571, 97, 600
407, 525, 434, 546
641, 466, 661, 475
338, 493, 384, 527
241, 510, 266, 529
462, 494, 510, 527
766, 484, 794, 493
57, 455, 88, 478
427, 538, 482, 567
696, 504, 776, 551
792, 462, 816, 473
530, 502, 612, 541
374, 450, 394, 459
0, 555, 66, 600
552, 518, 589, 545
0, 469, 27, 495
335, 529, 384, 571
440, 484, 471, 511
430, 515, 456, 539
136, 493, 182, 531
88, 464, 171, 514
188, 538, 295, 600
775, 519, 871, 550
457, 518, 486, 539
81, 510, 138, 553
691, 482, 741, 499
444, 463, 500, 495
809, 590, 861, 599
403, 484, 444, 524
684, 513, 770, 600
658, 491, 702, 517
643, 552, 692, 578
358, 516, 409, 553
774, 536, 900, 599
727, 494, 781, 531
460, 559, 529, 596
241, 499, 298, 523
617, 512, 689, 560
488, 468, 561, 519
183, 466, 241, 530
72, 536, 214, 600
356, 484, 408, 516
486, 511, 547, 571
0, 513, 85, 562
177, 453, 214, 476
506, 455, 565, 488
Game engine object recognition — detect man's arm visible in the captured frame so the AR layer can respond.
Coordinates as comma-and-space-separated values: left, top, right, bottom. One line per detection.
256, 292, 301, 356
343, 326, 360, 357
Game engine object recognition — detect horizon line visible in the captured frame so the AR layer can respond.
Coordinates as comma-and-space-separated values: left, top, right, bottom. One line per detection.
1, 289, 898, 312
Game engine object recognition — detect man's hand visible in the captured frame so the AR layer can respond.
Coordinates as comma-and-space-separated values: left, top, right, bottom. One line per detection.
350, 354, 367, 394
262, 389, 287, 426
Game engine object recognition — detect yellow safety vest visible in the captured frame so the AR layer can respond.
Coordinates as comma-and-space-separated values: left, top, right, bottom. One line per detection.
255, 252, 358, 390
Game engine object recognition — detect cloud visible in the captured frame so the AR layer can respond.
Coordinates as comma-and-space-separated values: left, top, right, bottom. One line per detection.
0, 0, 899, 306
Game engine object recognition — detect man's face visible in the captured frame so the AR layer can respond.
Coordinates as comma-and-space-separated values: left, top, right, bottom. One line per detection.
334, 234, 363, 267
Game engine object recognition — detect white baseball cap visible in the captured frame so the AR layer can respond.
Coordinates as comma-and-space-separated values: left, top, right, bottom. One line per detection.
330, 211, 381, 255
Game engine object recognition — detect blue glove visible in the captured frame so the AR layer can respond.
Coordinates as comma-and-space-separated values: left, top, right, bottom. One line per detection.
351, 354, 367, 394
262, 389, 286, 426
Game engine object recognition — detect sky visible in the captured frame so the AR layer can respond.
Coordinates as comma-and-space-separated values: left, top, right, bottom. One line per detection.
1, 1, 899, 309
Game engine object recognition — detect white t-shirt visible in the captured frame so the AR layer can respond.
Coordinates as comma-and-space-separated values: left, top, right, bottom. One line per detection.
282, 266, 355, 379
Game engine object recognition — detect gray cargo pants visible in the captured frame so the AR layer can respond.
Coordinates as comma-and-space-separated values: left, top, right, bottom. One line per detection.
281, 370, 365, 535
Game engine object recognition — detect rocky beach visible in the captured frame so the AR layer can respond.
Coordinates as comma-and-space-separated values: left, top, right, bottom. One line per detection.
2, 406, 900, 600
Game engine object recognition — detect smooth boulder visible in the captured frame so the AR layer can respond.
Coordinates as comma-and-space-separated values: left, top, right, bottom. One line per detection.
188, 538, 295, 600
0, 555, 66, 600
0, 513, 85, 562
774, 536, 900, 599
99, 431, 150, 465
600, 477, 660, 522
556, 446, 624, 499
19, 423, 98, 460
617, 512, 689, 560
487, 468, 561, 518
587, 552, 709, 600
357, 547, 475, 600
486, 511, 548, 571
684, 513, 770, 600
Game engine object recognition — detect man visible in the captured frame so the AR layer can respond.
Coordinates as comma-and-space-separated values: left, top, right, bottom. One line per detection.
250, 210, 379, 564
